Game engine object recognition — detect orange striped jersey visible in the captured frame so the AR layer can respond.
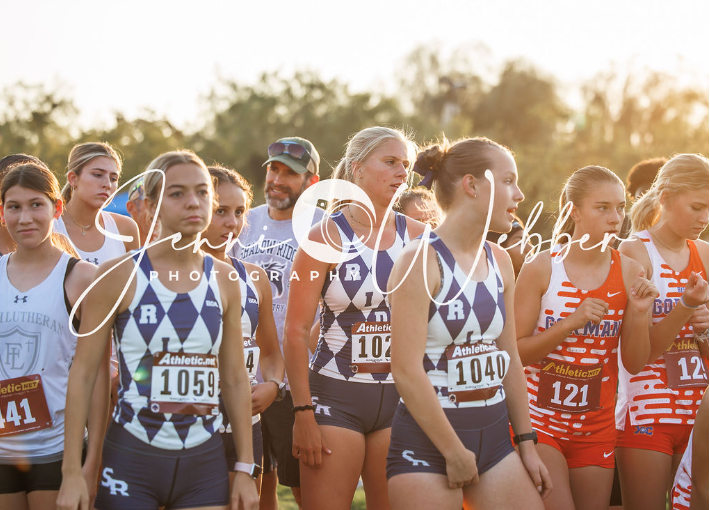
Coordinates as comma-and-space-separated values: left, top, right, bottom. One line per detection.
525, 247, 626, 443
671, 429, 693, 510
616, 231, 708, 429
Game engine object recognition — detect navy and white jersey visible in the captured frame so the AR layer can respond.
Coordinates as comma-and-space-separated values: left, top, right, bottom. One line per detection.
112, 253, 223, 450
54, 211, 125, 266
423, 235, 507, 408
230, 257, 259, 344
311, 212, 412, 383
232, 204, 324, 390
0, 252, 77, 462
228, 256, 260, 426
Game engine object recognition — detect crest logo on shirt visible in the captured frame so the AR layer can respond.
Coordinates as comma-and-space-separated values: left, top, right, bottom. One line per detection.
0, 327, 40, 379
262, 260, 286, 298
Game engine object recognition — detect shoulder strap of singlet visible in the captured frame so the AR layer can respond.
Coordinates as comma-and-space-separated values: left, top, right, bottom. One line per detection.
229, 256, 247, 280
63, 257, 81, 331
394, 212, 408, 241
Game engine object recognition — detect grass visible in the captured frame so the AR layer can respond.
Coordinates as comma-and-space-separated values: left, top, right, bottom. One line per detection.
277, 484, 367, 509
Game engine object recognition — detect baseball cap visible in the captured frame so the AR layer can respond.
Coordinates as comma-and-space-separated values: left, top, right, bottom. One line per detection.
263, 136, 320, 175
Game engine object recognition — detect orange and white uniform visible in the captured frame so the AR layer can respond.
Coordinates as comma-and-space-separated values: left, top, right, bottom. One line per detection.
670, 429, 693, 510
525, 247, 626, 468
616, 231, 708, 454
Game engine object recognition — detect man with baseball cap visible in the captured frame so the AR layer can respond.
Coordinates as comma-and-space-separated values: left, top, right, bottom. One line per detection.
231, 136, 320, 509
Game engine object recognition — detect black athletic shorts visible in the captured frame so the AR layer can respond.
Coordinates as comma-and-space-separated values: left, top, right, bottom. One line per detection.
260, 392, 299, 487
221, 421, 263, 470
0, 458, 63, 494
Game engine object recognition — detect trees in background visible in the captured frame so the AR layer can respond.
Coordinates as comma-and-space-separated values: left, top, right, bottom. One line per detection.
0, 46, 707, 234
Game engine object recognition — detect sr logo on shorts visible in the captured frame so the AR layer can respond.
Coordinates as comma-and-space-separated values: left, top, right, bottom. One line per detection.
101, 467, 129, 496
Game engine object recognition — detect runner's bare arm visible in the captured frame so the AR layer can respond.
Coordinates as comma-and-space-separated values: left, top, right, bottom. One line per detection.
390, 240, 479, 489
58, 254, 135, 510
618, 256, 656, 374
620, 239, 707, 362
214, 262, 258, 510
493, 245, 552, 499
246, 263, 284, 414
283, 222, 335, 468
515, 252, 590, 366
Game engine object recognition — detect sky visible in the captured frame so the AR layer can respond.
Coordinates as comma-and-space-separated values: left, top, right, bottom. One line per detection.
1, 0, 708, 130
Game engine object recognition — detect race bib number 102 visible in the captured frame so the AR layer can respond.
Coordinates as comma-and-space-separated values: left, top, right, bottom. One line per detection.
351, 322, 391, 373
149, 352, 220, 416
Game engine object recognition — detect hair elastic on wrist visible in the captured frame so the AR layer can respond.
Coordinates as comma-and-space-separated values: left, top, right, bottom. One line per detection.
680, 296, 700, 310
291, 404, 316, 414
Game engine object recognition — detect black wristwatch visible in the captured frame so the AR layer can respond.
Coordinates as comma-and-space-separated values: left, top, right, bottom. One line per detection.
513, 431, 538, 445
269, 379, 287, 401
234, 462, 262, 479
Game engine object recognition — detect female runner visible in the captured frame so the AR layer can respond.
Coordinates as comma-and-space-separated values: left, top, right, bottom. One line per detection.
202, 165, 285, 491
0, 162, 99, 510
0, 154, 48, 255
387, 137, 551, 510
54, 142, 139, 264
615, 153, 709, 510
515, 165, 659, 510
284, 126, 425, 509
56, 150, 259, 510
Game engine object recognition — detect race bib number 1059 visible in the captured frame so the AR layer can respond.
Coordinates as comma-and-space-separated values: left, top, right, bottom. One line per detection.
149, 352, 220, 416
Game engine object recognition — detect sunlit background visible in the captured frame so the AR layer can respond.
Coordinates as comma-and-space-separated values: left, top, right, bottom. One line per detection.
1, 0, 708, 230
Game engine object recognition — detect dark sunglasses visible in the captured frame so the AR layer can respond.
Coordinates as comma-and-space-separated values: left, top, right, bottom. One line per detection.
268, 142, 313, 162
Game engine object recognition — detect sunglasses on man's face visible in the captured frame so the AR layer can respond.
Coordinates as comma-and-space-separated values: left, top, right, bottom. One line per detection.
268, 142, 312, 162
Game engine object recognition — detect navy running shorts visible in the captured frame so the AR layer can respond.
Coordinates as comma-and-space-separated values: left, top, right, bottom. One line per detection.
309, 370, 399, 435
94, 424, 229, 510
386, 401, 515, 479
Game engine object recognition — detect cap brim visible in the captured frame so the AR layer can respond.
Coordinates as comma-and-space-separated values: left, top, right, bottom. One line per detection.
262, 155, 311, 174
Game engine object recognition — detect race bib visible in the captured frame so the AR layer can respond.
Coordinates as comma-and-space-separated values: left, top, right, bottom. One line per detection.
446, 342, 510, 403
537, 358, 603, 413
350, 322, 391, 373
665, 338, 708, 389
149, 352, 220, 415
244, 338, 261, 379
0, 375, 53, 437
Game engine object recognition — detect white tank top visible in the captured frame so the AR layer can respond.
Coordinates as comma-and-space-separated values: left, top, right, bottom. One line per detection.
0, 252, 77, 462
54, 211, 126, 265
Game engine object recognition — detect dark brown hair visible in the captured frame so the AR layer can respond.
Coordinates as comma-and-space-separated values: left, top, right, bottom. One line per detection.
1, 163, 79, 257
416, 137, 513, 210
208, 165, 254, 211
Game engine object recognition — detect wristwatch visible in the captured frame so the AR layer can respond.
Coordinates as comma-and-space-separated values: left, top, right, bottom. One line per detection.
269, 379, 287, 401
234, 462, 262, 479
513, 431, 539, 445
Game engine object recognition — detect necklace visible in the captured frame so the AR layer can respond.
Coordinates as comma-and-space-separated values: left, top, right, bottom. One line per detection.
347, 205, 390, 230
67, 215, 94, 236
347, 206, 373, 228
650, 230, 685, 253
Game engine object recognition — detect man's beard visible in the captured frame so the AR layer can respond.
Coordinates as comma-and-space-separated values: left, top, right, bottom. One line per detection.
264, 180, 309, 210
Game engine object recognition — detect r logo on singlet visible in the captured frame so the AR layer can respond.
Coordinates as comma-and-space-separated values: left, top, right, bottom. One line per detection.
139, 305, 158, 325
446, 300, 464, 320
101, 467, 129, 496
344, 264, 361, 281
402, 450, 429, 467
